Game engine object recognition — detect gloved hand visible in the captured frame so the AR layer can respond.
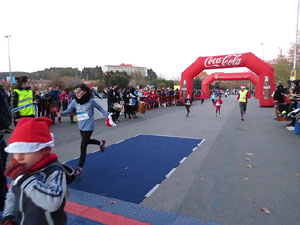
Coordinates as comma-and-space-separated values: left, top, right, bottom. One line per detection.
4, 158, 27, 180
2, 217, 17, 225
106, 113, 116, 127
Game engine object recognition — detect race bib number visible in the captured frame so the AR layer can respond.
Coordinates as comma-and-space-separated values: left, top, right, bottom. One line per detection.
216, 102, 220, 106
186, 100, 190, 105
76, 111, 89, 121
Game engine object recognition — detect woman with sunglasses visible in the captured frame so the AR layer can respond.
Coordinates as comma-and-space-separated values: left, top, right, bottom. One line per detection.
61, 83, 111, 177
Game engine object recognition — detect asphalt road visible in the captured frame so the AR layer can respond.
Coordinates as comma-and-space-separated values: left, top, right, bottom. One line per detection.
3, 96, 300, 225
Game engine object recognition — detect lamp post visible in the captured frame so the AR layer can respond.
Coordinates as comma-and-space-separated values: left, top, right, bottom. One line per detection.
5, 35, 12, 84
291, 0, 300, 81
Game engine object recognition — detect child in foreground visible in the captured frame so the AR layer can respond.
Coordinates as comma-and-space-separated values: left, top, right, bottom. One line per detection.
1, 117, 74, 225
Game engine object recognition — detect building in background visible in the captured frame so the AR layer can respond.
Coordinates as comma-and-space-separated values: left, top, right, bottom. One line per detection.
103, 64, 148, 76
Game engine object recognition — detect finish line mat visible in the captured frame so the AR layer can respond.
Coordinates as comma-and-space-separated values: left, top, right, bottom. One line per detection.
66, 135, 204, 204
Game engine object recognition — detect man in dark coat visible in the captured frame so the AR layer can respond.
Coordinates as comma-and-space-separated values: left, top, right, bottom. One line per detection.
107, 84, 118, 113
0, 85, 12, 211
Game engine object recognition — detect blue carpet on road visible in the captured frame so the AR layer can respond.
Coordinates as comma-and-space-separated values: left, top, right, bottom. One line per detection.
66, 135, 203, 204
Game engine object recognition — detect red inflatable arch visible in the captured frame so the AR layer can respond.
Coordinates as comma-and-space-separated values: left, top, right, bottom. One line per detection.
180, 52, 274, 107
202, 72, 260, 99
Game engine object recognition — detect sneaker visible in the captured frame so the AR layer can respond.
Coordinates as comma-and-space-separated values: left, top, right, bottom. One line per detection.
286, 126, 295, 131
241, 118, 244, 121
74, 167, 83, 177
100, 139, 106, 153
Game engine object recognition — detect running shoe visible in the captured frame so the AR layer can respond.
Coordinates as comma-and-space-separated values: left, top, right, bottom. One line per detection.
286, 126, 295, 131
100, 139, 106, 153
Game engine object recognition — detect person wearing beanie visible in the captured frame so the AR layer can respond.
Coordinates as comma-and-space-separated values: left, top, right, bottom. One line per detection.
61, 83, 116, 177
1, 117, 74, 225
237, 85, 251, 121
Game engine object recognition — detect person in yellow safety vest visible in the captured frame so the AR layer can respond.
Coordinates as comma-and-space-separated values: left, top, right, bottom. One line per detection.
237, 85, 251, 121
11, 76, 35, 126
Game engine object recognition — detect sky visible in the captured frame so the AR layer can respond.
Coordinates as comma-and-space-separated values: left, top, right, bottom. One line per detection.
0, 0, 299, 80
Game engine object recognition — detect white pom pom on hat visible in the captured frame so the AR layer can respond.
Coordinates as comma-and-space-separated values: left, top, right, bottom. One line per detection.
240, 85, 246, 89
5, 117, 54, 153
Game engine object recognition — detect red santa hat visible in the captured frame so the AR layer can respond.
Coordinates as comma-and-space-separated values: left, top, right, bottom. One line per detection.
240, 85, 246, 89
5, 117, 55, 153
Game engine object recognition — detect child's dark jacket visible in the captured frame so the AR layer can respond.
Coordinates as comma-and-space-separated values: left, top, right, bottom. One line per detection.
2, 159, 71, 225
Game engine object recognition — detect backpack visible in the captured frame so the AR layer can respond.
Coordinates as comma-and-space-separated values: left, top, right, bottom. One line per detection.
0, 85, 12, 130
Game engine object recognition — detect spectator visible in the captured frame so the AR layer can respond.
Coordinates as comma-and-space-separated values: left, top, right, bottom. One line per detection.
286, 80, 300, 130
273, 81, 285, 104
107, 84, 118, 114
48, 86, 61, 124
0, 85, 12, 211
60, 88, 73, 123
122, 87, 133, 119
34, 90, 42, 117
11, 76, 35, 126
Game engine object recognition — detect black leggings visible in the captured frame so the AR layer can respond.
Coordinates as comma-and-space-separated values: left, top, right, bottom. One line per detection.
185, 105, 190, 113
79, 130, 100, 168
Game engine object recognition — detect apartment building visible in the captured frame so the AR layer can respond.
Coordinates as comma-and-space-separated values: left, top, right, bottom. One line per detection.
103, 64, 148, 76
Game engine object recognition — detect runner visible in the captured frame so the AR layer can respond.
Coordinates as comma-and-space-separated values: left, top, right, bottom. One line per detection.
61, 83, 115, 177
237, 85, 251, 121
214, 95, 223, 117
210, 91, 216, 104
184, 94, 192, 117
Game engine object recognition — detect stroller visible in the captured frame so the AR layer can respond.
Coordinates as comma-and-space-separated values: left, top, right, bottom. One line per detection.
277, 93, 300, 117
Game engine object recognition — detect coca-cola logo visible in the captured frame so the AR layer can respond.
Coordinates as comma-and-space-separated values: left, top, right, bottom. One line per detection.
204, 54, 242, 68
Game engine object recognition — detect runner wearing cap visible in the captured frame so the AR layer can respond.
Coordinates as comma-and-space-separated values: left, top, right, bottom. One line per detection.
237, 85, 251, 121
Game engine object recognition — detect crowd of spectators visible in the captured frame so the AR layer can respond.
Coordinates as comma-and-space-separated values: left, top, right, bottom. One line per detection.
274, 80, 300, 131
105, 85, 180, 123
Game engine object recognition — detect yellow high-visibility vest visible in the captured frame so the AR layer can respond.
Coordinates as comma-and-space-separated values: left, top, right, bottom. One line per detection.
239, 90, 248, 103
14, 89, 34, 116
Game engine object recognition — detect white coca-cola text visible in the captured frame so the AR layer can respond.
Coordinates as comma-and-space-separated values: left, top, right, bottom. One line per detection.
204, 54, 242, 68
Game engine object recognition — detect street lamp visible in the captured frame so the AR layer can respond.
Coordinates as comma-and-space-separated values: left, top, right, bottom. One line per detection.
291, 0, 300, 81
4, 35, 12, 84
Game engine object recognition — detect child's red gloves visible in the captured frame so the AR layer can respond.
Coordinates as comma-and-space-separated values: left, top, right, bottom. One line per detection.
2, 219, 17, 225
4, 158, 27, 180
